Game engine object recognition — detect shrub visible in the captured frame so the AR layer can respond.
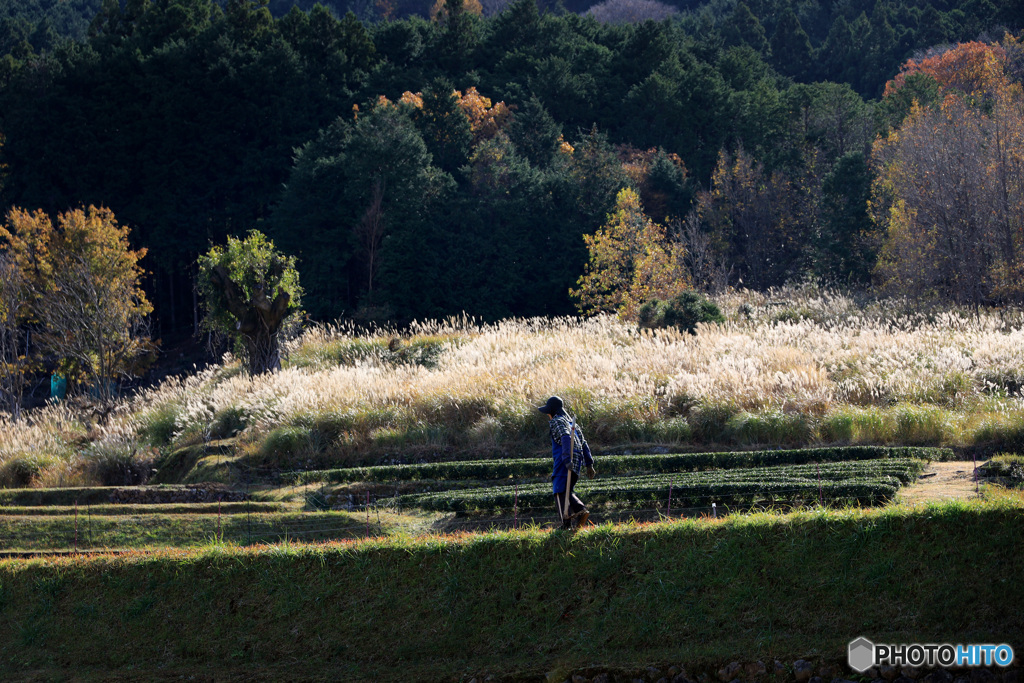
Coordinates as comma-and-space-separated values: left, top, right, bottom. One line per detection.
726, 410, 813, 447
290, 446, 949, 485
0, 454, 57, 488
137, 403, 180, 447
493, 397, 544, 445
820, 411, 856, 442
259, 426, 317, 466
970, 414, 1024, 451
585, 396, 661, 442
84, 440, 158, 486
208, 406, 247, 440
399, 459, 926, 511
292, 411, 358, 441
891, 405, 953, 445
978, 453, 1024, 485
820, 406, 897, 444
688, 402, 739, 442
647, 417, 692, 443
639, 292, 724, 334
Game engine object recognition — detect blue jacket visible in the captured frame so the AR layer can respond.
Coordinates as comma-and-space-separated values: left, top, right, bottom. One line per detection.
548, 414, 593, 494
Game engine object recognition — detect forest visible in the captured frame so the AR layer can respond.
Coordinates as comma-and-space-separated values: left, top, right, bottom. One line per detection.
0, 0, 1021, 343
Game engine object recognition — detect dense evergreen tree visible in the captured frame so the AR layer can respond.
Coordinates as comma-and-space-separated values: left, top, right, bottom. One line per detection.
816, 152, 876, 285
414, 77, 474, 175
769, 8, 812, 81
505, 96, 562, 167
721, 2, 768, 55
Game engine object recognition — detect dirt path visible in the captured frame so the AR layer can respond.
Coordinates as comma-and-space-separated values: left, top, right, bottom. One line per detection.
899, 460, 982, 505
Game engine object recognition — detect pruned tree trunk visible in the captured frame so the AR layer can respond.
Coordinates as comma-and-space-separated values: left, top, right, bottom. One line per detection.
210, 265, 291, 375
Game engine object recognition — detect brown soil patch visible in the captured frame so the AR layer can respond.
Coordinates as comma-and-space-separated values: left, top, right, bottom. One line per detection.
899, 460, 982, 505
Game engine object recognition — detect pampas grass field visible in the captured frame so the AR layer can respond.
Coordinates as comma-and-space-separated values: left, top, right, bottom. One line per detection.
4, 285, 1024, 487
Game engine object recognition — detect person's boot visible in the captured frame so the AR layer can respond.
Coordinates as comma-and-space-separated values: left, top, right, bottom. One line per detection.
571, 509, 590, 529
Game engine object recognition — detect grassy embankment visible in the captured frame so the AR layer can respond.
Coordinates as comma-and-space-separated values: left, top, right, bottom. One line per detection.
2, 287, 1024, 487
0, 510, 423, 553
1, 495, 1021, 681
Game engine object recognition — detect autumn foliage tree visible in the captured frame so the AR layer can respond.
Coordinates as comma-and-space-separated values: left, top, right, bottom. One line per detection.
884, 41, 1010, 105
430, 0, 483, 21
692, 147, 814, 290
0, 206, 153, 407
0, 253, 30, 418
572, 187, 688, 319
873, 40, 1024, 303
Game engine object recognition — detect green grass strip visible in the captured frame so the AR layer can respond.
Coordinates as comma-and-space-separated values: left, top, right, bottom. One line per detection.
0, 502, 291, 517
0, 511, 383, 552
0, 486, 241, 507
288, 446, 951, 484
0, 498, 1020, 680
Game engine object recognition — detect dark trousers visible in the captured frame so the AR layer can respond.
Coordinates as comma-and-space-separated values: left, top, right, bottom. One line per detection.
554, 470, 587, 528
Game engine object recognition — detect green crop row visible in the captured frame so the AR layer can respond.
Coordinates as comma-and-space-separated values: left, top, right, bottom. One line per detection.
575, 458, 928, 487
416, 457, 925, 498
402, 478, 901, 512
287, 446, 950, 485
397, 459, 926, 512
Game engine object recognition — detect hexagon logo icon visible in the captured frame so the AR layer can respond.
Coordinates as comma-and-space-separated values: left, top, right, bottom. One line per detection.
848, 637, 875, 673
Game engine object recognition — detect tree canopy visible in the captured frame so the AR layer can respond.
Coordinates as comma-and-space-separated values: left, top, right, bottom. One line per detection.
0, 0, 1019, 343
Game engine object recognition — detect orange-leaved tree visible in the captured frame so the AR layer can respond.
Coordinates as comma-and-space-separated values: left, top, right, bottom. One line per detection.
454, 87, 512, 144
873, 36, 1024, 304
572, 187, 689, 319
0, 252, 31, 419
0, 208, 53, 417
884, 41, 1009, 104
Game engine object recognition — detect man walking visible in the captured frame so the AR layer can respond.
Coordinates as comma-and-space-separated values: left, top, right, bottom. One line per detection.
538, 396, 596, 529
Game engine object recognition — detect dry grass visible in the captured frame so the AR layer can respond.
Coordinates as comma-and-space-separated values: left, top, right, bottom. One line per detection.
897, 460, 982, 505
3, 286, 1024, 482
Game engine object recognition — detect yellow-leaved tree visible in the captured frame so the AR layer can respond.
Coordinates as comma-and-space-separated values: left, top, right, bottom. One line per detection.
572, 187, 689, 319
0, 206, 153, 408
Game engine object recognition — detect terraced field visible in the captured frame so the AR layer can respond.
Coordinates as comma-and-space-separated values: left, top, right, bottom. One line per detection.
400, 458, 931, 512
0, 446, 954, 553
0, 484, 421, 555
295, 446, 950, 515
